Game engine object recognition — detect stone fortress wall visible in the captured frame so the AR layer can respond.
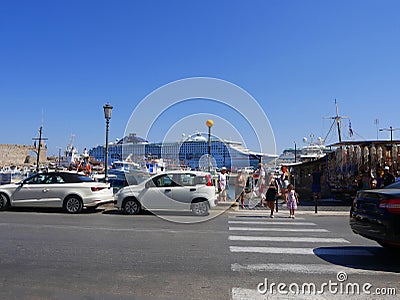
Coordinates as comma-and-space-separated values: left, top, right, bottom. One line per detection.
0, 144, 47, 166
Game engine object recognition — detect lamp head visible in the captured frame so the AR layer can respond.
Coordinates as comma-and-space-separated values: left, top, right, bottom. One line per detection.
103, 103, 113, 120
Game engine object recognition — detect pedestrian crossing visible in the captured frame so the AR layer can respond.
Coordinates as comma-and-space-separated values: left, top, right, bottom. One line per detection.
229, 236, 349, 243
227, 211, 381, 299
230, 263, 389, 274
229, 227, 328, 232
229, 220, 316, 225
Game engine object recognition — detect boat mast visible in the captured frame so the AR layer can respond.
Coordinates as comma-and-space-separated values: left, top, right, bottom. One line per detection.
324, 99, 349, 143
32, 126, 48, 172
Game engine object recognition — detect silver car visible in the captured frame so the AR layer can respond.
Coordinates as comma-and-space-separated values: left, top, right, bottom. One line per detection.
114, 171, 217, 216
0, 172, 113, 213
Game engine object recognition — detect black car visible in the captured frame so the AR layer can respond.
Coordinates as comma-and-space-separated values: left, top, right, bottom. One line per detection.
350, 181, 400, 248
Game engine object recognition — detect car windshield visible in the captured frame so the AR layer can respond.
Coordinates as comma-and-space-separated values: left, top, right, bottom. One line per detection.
126, 173, 150, 185
384, 181, 400, 189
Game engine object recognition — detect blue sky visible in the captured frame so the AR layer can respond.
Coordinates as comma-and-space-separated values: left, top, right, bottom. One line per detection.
1, 0, 400, 157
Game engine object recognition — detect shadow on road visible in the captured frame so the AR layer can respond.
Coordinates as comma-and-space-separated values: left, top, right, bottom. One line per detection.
5, 207, 105, 214
102, 209, 208, 218
314, 246, 400, 273
102, 209, 152, 216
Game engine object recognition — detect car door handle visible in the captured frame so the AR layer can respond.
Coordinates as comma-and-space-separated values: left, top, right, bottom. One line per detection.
190, 188, 196, 192
165, 189, 172, 192
42, 189, 49, 193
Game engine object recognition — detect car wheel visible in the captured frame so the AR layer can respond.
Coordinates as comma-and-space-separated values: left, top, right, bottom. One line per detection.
64, 196, 83, 214
0, 193, 9, 211
122, 198, 141, 215
191, 201, 209, 216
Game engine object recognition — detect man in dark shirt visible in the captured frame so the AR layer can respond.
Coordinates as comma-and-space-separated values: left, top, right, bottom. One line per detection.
382, 166, 395, 187
311, 167, 322, 201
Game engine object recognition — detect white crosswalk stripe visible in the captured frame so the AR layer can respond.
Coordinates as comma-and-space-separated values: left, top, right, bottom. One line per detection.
228, 214, 305, 220
231, 287, 349, 300
231, 263, 390, 275
230, 246, 315, 255
229, 226, 328, 232
229, 235, 350, 243
230, 246, 373, 255
228, 220, 316, 225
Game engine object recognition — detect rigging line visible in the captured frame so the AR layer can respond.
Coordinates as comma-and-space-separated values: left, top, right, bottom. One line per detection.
324, 119, 337, 143
354, 131, 366, 140
342, 122, 367, 141
321, 117, 326, 142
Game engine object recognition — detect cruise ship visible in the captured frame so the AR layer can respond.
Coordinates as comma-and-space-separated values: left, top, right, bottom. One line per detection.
89, 132, 277, 171
277, 136, 331, 165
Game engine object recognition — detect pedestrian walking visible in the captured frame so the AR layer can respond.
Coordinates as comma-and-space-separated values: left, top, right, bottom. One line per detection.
234, 169, 247, 208
265, 172, 278, 218
287, 184, 299, 219
256, 163, 267, 206
218, 167, 228, 202
376, 165, 384, 188
280, 165, 290, 202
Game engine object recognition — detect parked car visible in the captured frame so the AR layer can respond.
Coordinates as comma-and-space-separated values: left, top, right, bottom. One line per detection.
0, 172, 113, 214
350, 181, 400, 248
114, 171, 217, 216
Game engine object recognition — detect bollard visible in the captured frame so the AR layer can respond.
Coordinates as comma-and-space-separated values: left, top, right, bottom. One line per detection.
314, 197, 318, 213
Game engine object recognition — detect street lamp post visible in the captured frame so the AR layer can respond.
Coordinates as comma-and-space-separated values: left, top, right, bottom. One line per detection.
103, 103, 113, 182
206, 119, 214, 172
57, 147, 62, 168
379, 126, 400, 142
293, 141, 297, 189
374, 119, 379, 140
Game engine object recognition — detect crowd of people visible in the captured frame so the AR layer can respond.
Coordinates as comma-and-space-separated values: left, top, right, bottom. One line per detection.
217, 164, 300, 218
219, 160, 397, 217
358, 165, 396, 189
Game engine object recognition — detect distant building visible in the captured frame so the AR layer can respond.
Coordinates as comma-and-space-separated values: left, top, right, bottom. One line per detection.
89, 132, 277, 170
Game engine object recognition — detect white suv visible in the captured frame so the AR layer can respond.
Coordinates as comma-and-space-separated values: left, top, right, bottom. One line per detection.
0, 172, 113, 213
114, 171, 217, 216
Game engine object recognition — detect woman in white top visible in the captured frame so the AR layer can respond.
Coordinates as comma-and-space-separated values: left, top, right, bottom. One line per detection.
218, 167, 228, 202
256, 163, 267, 206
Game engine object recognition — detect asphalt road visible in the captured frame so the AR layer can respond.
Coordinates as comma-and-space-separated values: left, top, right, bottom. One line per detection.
0, 205, 399, 300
